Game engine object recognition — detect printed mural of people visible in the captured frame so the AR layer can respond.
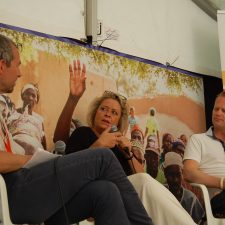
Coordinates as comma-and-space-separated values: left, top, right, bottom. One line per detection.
145, 134, 157, 150
145, 135, 166, 184
160, 132, 174, 164
130, 127, 145, 167
173, 137, 205, 209
128, 106, 139, 132
7, 83, 47, 154
131, 126, 144, 145
0, 27, 207, 225
171, 139, 186, 158
144, 107, 160, 150
163, 152, 205, 224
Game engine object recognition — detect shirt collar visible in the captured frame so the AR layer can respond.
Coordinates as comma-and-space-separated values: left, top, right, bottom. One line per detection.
207, 126, 225, 151
206, 126, 213, 137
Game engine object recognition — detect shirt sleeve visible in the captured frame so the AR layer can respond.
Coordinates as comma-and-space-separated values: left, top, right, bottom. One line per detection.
183, 134, 202, 163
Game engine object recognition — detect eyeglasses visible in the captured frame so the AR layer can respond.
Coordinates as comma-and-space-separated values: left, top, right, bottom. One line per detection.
103, 90, 127, 106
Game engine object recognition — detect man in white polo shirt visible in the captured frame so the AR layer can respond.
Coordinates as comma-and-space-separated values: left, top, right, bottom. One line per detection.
183, 91, 225, 217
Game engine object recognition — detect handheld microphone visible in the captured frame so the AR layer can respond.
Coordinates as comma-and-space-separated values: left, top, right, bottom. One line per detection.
110, 125, 118, 133
54, 140, 66, 155
109, 125, 130, 155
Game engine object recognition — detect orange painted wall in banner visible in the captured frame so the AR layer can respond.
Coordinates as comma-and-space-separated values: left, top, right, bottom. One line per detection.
9, 51, 117, 150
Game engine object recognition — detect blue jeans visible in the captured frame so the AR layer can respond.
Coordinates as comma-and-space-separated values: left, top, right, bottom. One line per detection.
3, 148, 153, 225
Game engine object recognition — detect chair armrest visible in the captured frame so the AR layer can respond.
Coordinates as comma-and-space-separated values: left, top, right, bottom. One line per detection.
190, 183, 214, 218
0, 174, 14, 225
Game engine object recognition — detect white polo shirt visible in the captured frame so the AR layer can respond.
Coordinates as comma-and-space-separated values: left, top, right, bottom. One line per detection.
184, 127, 225, 198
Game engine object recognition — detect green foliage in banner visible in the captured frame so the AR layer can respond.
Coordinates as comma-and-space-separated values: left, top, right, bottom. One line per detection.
0, 27, 203, 98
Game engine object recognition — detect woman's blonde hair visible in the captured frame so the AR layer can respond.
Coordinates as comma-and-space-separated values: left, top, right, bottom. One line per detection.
87, 91, 129, 133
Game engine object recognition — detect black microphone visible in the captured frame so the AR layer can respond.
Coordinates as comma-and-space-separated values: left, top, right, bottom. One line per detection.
109, 125, 130, 155
53, 140, 66, 155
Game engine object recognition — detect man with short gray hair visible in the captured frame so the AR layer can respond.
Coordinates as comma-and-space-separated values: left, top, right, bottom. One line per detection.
0, 34, 152, 225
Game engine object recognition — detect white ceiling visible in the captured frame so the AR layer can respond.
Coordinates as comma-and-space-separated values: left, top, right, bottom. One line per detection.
192, 0, 225, 20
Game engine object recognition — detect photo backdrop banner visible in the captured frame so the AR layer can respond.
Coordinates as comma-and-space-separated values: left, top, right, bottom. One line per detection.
0, 22, 207, 223
0, 23, 205, 151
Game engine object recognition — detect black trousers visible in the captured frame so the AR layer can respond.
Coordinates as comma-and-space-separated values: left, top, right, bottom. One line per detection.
211, 190, 225, 218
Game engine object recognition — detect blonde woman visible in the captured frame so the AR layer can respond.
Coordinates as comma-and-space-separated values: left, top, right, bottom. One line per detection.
54, 60, 198, 225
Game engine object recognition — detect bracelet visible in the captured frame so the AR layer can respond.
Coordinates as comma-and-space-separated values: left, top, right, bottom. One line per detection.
220, 177, 224, 190
133, 153, 145, 165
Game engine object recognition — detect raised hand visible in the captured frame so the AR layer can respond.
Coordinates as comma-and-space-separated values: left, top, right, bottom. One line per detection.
69, 60, 87, 99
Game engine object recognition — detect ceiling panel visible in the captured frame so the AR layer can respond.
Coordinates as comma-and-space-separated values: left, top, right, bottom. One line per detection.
192, 0, 225, 20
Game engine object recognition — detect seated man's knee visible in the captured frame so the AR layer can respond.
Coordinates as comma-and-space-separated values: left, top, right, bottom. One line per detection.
94, 148, 115, 160
91, 180, 121, 204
